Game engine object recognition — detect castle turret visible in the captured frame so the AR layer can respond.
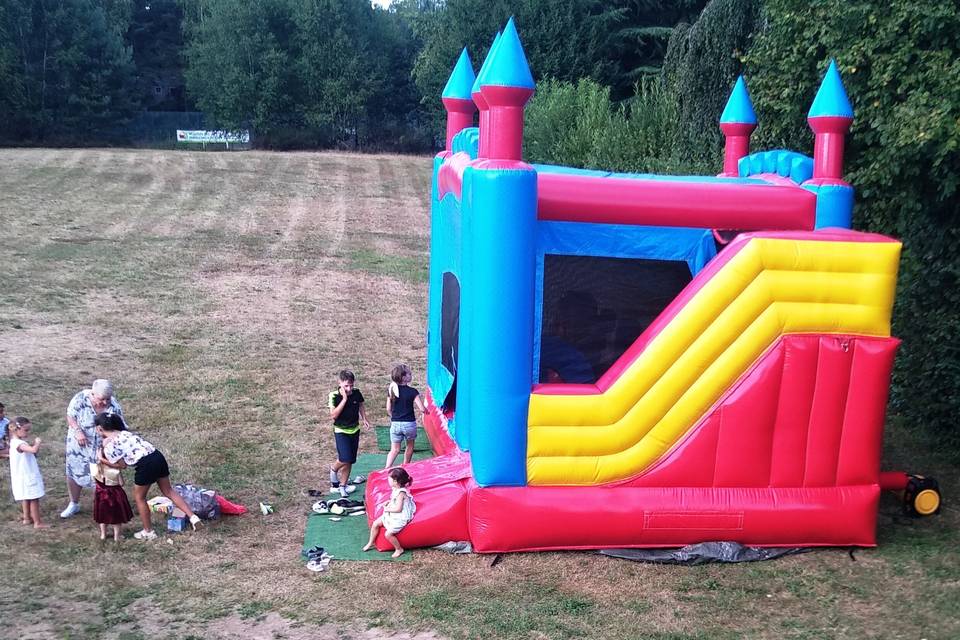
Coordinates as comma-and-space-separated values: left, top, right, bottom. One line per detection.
441, 48, 477, 152
472, 32, 501, 159
807, 60, 853, 182
719, 76, 757, 177
479, 18, 535, 161
804, 60, 855, 229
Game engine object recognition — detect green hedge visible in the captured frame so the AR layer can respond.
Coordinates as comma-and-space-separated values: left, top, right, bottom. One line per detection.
744, 0, 960, 454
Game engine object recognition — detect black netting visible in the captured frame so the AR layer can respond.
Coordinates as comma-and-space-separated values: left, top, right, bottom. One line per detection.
440, 272, 460, 410
539, 255, 693, 384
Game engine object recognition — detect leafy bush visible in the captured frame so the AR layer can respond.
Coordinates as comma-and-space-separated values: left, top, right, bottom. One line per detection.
744, 0, 960, 454
523, 77, 687, 174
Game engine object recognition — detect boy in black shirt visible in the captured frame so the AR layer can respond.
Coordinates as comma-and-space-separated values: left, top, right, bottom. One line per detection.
327, 370, 370, 497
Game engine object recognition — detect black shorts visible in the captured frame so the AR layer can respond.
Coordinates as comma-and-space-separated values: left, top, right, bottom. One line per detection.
334, 431, 360, 464
134, 450, 170, 486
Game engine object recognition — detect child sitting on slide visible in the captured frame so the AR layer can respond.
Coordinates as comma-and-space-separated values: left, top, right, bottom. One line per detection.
363, 467, 416, 558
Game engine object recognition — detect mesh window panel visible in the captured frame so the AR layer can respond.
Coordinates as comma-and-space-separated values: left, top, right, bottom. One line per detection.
540, 255, 693, 384
440, 272, 460, 409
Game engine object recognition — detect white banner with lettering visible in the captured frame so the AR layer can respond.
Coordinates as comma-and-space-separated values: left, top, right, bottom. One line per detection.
176, 130, 250, 144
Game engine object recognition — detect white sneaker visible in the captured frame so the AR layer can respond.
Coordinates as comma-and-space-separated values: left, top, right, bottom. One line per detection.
330, 484, 356, 495
134, 529, 158, 541
60, 502, 80, 519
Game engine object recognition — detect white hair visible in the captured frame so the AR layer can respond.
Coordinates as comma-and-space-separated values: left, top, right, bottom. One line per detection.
91, 379, 114, 399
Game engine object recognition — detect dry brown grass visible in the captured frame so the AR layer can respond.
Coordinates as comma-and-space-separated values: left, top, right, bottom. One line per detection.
0, 148, 957, 640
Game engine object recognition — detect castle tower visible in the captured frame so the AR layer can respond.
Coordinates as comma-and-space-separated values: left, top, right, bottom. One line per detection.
804, 60, 855, 228
441, 48, 477, 152
479, 18, 535, 161
472, 32, 501, 159
719, 76, 757, 177
807, 60, 853, 182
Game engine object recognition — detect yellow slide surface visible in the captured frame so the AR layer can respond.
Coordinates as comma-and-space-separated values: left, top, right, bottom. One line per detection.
526, 236, 900, 486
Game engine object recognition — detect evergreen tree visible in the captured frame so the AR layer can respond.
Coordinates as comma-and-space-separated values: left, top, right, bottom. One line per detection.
0, 0, 139, 143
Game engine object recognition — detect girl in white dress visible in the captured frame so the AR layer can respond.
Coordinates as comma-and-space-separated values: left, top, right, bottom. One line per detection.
8, 417, 48, 529
363, 467, 416, 558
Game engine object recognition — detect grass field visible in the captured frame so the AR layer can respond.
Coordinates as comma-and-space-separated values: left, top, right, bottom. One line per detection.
0, 148, 958, 640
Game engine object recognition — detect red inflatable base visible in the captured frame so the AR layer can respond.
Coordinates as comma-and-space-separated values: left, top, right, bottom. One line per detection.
365, 454, 881, 552
365, 451, 472, 552
467, 484, 880, 553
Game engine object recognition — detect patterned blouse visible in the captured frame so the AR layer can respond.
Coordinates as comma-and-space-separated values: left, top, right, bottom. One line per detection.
103, 430, 156, 466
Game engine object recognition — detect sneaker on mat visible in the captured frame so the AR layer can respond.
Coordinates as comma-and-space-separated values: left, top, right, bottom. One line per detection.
332, 484, 356, 496
312, 501, 330, 515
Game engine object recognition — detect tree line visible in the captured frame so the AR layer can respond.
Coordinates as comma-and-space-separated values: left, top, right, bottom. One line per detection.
0, 0, 704, 149
1, 0, 957, 455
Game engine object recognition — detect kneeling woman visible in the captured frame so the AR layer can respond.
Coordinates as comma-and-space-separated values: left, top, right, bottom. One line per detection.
95, 413, 201, 540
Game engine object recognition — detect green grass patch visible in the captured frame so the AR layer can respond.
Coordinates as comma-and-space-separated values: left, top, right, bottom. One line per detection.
345, 248, 428, 284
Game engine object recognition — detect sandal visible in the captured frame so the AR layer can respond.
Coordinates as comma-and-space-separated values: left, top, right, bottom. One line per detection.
302, 545, 326, 561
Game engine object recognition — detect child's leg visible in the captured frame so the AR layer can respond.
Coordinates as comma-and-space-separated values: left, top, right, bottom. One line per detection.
28, 499, 47, 528
385, 531, 404, 558
403, 439, 416, 465
21, 500, 30, 524
363, 516, 383, 551
99, 523, 107, 540
112, 525, 121, 541
156, 476, 197, 521
338, 463, 352, 488
384, 442, 402, 469
331, 459, 349, 484
133, 484, 152, 532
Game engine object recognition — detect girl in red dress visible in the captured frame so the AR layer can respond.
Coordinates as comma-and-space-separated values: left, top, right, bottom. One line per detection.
93, 445, 133, 541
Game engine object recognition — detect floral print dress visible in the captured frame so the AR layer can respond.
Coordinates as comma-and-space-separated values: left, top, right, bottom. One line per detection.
65, 389, 123, 487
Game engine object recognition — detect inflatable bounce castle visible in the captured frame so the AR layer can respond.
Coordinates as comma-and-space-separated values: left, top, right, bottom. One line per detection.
365, 19, 940, 553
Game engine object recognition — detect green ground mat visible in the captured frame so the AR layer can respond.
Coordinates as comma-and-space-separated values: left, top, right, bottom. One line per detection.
374, 425, 431, 452
300, 451, 430, 562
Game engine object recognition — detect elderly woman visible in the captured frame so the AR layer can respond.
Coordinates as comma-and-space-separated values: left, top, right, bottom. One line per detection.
61, 379, 124, 518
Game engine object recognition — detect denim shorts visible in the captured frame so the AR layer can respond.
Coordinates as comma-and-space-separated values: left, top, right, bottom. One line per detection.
390, 421, 417, 443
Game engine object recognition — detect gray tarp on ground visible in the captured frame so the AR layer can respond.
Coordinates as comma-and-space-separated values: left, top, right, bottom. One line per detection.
599, 541, 809, 565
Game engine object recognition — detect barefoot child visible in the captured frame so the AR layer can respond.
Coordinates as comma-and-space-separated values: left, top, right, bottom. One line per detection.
93, 445, 133, 541
384, 364, 425, 468
363, 467, 416, 558
8, 417, 48, 528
